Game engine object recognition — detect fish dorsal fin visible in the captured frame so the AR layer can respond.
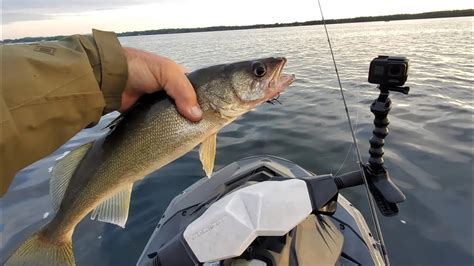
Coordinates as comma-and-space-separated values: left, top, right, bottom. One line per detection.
50, 143, 92, 211
90, 184, 133, 228
199, 133, 217, 177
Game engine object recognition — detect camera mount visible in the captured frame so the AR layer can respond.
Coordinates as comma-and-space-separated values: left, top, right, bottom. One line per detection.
377, 84, 410, 95
364, 84, 409, 216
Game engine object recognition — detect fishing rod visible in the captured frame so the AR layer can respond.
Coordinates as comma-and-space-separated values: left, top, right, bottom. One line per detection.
316, 1, 391, 264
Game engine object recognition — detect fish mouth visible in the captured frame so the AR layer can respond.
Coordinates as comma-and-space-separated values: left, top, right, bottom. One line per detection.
265, 57, 295, 100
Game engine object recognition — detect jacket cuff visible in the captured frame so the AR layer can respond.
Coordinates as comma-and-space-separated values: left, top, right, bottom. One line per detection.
92, 29, 128, 113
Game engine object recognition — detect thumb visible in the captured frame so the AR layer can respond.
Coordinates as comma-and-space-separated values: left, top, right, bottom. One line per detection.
164, 74, 203, 122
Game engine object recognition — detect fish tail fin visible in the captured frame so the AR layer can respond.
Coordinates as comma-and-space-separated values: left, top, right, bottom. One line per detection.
5, 233, 75, 266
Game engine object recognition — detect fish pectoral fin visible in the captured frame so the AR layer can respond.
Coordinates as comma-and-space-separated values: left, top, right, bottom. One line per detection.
199, 133, 217, 178
90, 184, 133, 228
50, 142, 93, 211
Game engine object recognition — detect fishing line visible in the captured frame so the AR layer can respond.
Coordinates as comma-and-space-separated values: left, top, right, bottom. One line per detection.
316, 1, 390, 265
334, 94, 362, 177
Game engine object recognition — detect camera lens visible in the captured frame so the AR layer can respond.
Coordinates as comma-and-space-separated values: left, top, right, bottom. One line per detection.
388, 65, 402, 77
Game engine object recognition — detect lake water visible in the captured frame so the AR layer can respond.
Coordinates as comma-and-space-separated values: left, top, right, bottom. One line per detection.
1, 17, 472, 265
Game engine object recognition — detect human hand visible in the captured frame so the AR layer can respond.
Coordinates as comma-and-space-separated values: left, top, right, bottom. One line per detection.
120, 47, 202, 122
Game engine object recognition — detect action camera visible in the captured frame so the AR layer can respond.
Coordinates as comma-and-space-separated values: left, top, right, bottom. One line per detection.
368, 56, 409, 87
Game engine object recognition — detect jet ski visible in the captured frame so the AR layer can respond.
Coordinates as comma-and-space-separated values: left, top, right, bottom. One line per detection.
136, 55, 410, 266
137, 155, 385, 266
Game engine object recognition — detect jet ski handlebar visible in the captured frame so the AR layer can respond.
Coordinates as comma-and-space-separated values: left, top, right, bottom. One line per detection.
334, 170, 364, 189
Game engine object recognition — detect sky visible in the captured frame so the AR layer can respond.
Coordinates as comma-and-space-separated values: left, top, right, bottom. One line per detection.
1, 0, 472, 39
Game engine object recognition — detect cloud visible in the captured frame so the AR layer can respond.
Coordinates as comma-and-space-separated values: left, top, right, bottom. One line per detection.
1, 0, 173, 24
2, 0, 153, 11
2, 12, 53, 24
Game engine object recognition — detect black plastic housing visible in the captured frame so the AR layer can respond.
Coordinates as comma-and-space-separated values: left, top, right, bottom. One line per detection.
368, 56, 409, 87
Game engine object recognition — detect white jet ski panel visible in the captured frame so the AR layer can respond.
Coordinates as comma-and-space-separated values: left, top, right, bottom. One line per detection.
183, 179, 313, 262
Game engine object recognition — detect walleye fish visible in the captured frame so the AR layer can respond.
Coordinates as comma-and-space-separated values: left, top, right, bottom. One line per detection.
6, 57, 295, 265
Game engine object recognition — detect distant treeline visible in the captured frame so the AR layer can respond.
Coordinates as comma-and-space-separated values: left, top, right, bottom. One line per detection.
2, 9, 473, 44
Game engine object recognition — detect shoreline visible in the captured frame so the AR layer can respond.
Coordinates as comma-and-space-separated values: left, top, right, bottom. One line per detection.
2, 9, 472, 44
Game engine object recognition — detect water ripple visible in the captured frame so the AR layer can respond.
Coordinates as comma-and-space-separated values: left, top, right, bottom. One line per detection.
1, 17, 472, 266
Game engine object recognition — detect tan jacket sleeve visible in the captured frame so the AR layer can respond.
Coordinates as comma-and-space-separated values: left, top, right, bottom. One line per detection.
0, 29, 128, 196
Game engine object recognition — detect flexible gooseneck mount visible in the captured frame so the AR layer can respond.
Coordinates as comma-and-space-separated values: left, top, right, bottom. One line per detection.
364, 85, 409, 216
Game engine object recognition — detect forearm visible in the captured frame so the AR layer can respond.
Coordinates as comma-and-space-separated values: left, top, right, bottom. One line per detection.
0, 29, 128, 195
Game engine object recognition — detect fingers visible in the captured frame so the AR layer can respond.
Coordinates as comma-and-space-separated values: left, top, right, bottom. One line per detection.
163, 73, 203, 122
122, 48, 202, 121
119, 90, 141, 113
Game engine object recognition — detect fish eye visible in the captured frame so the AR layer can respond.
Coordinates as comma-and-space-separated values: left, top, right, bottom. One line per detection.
252, 62, 266, 78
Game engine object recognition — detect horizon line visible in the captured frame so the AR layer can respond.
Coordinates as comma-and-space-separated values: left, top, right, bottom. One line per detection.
1, 8, 473, 43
